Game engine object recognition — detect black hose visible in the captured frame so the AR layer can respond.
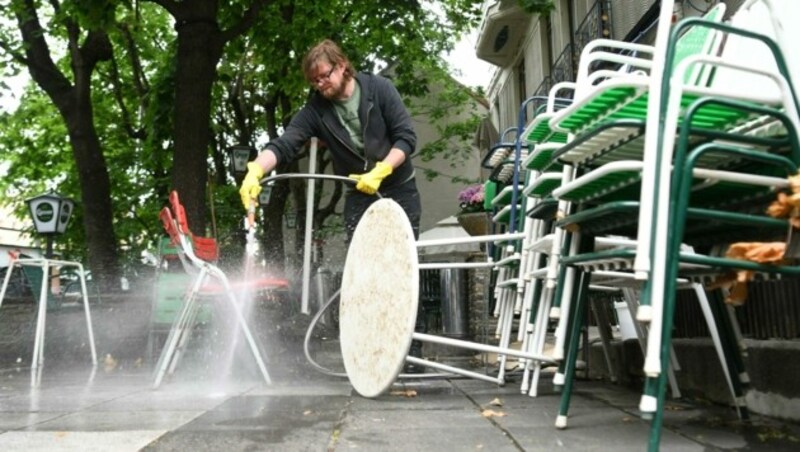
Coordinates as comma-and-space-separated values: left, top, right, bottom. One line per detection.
302, 287, 460, 380
259, 173, 384, 198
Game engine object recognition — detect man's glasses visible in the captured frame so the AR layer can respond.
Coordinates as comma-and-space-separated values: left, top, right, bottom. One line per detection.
312, 64, 336, 86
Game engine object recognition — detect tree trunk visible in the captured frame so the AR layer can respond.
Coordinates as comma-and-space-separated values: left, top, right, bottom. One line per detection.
15, 5, 120, 291
65, 85, 121, 292
171, 19, 225, 234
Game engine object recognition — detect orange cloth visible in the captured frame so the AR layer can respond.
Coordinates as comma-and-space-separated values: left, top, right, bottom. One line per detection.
726, 241, 787, 264
709, 242, 786, 306
713, 172, 800, 304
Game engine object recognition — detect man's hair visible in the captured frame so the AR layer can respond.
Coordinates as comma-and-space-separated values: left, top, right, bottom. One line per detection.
302, 39, 355, 83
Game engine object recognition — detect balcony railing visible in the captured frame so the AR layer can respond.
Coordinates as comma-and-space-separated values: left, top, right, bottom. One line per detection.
550, 43, 575, 87
533, 75, 553, 98
574, 0, 613, 58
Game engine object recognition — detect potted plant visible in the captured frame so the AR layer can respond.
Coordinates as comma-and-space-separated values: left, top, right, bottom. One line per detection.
457, 184, 490, 236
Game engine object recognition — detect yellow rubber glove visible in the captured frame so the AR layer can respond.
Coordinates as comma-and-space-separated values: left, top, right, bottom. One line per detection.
239, 161, 264, 210
349, 161, 393, 195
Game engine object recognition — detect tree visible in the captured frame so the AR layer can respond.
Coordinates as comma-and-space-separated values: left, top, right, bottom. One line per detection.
144, 0, 270, 234
0, 0, 121, 290
210, 0, 484, 267
0, 0, 485, 281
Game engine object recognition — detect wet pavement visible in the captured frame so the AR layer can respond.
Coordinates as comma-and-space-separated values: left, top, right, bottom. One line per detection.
1, 339, 799, 451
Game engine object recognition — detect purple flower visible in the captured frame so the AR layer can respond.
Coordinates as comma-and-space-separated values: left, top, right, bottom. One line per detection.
458, 184, 485, 213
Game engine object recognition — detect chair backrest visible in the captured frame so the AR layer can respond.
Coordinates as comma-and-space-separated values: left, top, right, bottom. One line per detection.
166, 190, 219, 262
19, 264, 60, 308
168, 191, 190, 235
159, 204, 201, 276
159, 206, 180, 246
711, 0, 795, 102
192, 236, 219, 262
665, 3, 726, 87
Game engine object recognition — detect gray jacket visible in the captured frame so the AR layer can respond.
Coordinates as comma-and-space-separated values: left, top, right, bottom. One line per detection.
265, 72, 417, 188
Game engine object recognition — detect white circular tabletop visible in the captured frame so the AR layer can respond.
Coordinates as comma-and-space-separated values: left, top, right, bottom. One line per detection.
339, 199, 419, 397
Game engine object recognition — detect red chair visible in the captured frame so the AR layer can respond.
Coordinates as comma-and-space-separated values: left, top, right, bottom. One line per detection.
163, 192, 286, 292
153, 191, 286, 388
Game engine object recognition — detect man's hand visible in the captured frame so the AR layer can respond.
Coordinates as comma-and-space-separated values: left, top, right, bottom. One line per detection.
239, 162, 265, 210
349, 161, 393, 195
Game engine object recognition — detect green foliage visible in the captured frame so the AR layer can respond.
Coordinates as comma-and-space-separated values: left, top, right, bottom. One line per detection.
0, 0, 486, 271
0, 89, 80, 257
0, 0, 176, 268
518, 0, 556, 15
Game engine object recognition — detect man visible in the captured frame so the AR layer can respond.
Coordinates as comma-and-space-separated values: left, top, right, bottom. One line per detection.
239, 39, 425, 373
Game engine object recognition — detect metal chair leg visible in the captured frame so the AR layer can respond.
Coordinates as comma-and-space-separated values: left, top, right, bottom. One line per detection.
555, 269, 591, 429
153, 269, 207, 388
76, 263, 98, 365
216, 273, 271, 385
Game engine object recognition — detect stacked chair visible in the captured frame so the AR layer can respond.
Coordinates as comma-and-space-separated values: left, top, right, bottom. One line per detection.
315, 3, 799, 450
541, 2, 729, 411
520, 0, 800, 449
479, 94, 572, 385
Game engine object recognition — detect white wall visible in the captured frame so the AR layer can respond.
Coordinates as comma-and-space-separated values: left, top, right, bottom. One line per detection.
0, 205, 35, 249
0, 206, 40, 267
410, 88, 488, 233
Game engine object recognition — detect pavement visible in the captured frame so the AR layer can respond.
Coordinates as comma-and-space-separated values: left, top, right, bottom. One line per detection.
1, 332, 800, 452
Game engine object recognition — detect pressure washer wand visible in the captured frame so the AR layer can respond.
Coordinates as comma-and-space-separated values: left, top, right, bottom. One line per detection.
244, 200, 258, 257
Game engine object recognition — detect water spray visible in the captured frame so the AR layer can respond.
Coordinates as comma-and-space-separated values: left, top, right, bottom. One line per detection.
245, 202, 257, 256
244, 170, 275, 276
244, 200, 258, 280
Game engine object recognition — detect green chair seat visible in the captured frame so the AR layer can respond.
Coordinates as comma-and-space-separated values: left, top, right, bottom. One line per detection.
492, 204, 523, 225
523, 172, 563, 198
490, 185, 521, 208
527, 197, 558, 220
524, 142, 564, 171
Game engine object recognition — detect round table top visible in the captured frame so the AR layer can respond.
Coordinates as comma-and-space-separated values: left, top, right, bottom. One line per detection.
339, 199, 419, 397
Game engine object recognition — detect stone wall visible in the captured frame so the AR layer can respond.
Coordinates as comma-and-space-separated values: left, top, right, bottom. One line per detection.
466, 251, 494, 344
586, 338, 800, 421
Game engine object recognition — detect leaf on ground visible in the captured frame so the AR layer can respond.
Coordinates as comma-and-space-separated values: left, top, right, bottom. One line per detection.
390, 389, 417, 398
487, 397, 503, 407
481, 409, 506, 418
103, 354, 118, 373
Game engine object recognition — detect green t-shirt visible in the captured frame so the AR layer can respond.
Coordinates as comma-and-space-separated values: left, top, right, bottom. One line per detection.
333, 80, 364, 154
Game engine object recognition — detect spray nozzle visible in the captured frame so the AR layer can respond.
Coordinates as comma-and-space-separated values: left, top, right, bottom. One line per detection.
246, 199, 256, 229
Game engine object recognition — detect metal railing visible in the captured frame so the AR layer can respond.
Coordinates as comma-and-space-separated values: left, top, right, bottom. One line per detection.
575, 0, 613, 57
530, 0, 611, 98
550, 42, 575, 86
673, 278, 800, 340
572, 0, 615, 75
533, 75, 553, 98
